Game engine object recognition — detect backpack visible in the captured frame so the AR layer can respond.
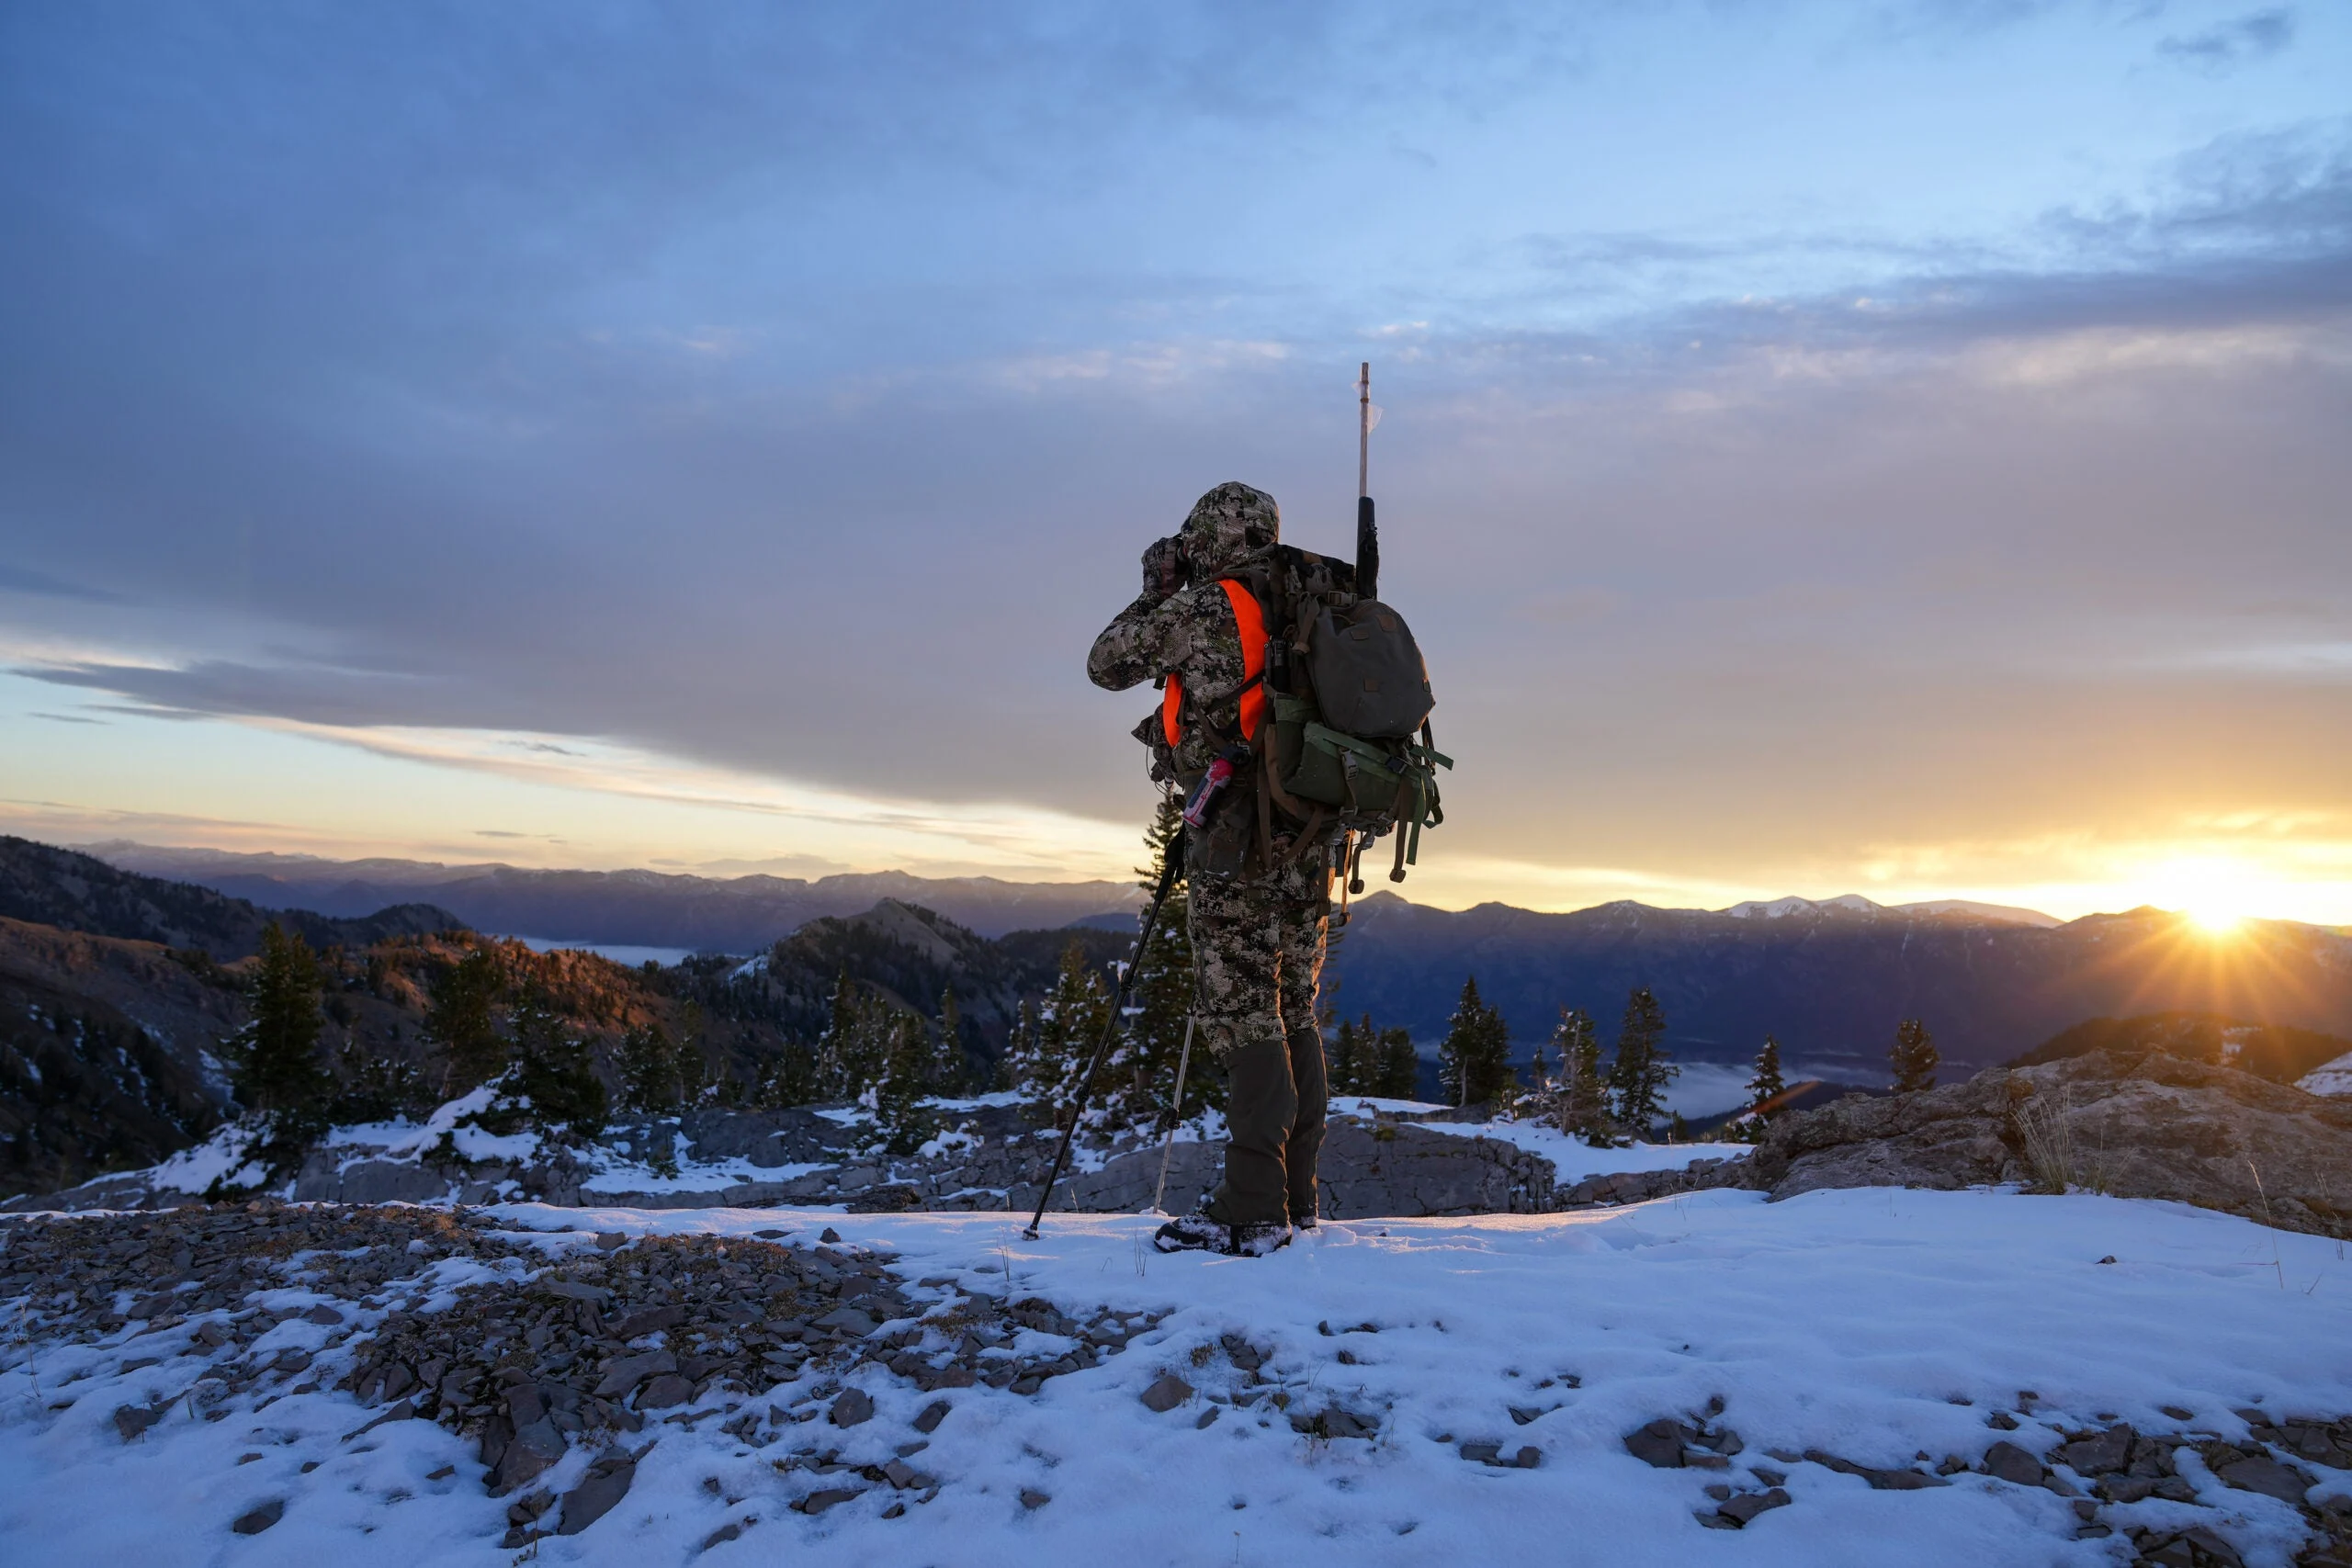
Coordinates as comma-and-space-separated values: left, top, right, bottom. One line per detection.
1145, 544, 1450, 886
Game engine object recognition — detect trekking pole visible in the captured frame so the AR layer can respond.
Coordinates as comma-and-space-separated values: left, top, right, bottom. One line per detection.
1149, 1013, 1198, 1215
1022, 835, 1185, 1240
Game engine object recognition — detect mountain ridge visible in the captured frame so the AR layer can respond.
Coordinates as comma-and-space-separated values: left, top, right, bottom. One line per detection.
85, 841, 1142, 949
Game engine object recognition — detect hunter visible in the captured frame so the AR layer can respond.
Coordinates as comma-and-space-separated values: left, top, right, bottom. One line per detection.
1088, 481, 1347, 1257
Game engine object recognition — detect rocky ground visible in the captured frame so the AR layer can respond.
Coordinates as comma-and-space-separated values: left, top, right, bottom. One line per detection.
6, 1195, 2352, 1565
0, 1201, 1187, 1549
1623, 1401, 2352, 1563
4, 1095, 1679, 1223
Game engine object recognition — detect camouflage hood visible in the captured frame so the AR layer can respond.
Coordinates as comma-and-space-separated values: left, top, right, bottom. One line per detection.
1182, 482, 1281, 580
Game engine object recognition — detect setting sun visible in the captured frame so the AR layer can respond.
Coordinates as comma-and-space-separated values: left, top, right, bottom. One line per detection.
2144, 857, 2268, 936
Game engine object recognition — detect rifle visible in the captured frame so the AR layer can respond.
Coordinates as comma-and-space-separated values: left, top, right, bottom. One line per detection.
1355, 361, 1380, 601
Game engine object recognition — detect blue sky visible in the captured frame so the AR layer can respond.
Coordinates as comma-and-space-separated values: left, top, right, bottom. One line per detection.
3, 1, 2349, 920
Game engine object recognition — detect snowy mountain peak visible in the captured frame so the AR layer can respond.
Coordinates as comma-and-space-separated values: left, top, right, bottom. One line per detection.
1718, 894, 2061, 927
1723, 894, 1884, 919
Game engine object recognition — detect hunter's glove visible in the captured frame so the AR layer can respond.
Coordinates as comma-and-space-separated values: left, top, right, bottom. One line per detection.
1142, 535, 1190, 601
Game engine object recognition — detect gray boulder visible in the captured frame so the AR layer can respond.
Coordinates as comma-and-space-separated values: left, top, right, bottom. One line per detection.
1743, 1048, 2352, 1238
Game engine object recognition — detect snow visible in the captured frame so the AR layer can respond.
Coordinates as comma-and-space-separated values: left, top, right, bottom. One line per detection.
1394, 1113, 1748, 1181
148, 1122, 273, 1195
1714, 894, 2061, 927
2300, 1051, 2352, 1099
8, 1188, 2347, 1567
574, 1148, 831, 1196
1724, 894, 1884, 919
925, 1090, 1026, 1113
325, 1087, 543, 1165
1329, 1094, 1450, 1116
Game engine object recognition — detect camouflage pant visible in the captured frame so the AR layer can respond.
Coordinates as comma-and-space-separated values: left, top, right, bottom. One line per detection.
1191, 860, 1329, 1225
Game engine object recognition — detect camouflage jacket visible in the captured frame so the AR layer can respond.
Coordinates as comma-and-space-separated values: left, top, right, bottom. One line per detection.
1087, 575, 1251, 784
1090, 483, 1348, 887
1088, 481, 1281, 784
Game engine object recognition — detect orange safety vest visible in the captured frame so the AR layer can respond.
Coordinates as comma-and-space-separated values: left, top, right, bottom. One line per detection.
1161, 578, 1268, 748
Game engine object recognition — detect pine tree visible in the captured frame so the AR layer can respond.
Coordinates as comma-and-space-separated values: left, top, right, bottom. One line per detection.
1115, 795, 1213, 1129
1747, 1034, 1786, 1109
1890, 1018, 1939, 1093
1607, 986, 1678, 1135
1373, 1024, 1420, 1100
1551, 1007, 1612, 1144
224, 923, 329, 1115
751, 1043, 819, 1110
1012, 942, 1113, 1124
933, 987, 968, 1095
1328, 1017, 1364, 1097
428, 947, 507, 1095
871, 1011, 939, 1156
997, 1000, 1035, 1091
1437, 975, 1512, 1108
326, 1049, 427, 1125
676, 1000, 711, 1104
616, 1022, 680, 1113
1667, 1110, 1690, 1143
506, 992, 609, 1140
815, 968, 887, 1102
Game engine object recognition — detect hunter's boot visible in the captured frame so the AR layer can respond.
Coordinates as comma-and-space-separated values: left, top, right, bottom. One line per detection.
1157, 1037, 1295, 1256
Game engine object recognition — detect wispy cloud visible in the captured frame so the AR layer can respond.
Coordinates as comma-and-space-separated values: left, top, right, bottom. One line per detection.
2158, 7, 2297, 73
0, 564, 123, 604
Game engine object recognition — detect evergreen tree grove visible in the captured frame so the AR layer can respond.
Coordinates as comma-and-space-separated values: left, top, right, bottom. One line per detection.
1891, 1018, 1939, 1093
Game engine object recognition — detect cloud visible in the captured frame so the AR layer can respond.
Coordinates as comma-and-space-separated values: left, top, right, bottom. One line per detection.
4, 5, 2349, 913
2158, 7, 2296, 73
0, 563, 122, 603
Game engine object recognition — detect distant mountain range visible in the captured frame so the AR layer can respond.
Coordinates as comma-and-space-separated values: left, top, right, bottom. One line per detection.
69, 840, 2352, 1077
2, 837, 460, 961
85, 841, 1140, 947
1323, 893, 2352, 1073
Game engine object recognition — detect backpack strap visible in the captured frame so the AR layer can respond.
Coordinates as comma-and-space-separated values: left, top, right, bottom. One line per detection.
1159, 580, 1271, 748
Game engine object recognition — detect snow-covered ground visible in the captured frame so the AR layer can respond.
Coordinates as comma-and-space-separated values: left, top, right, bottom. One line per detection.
2301, 1051, 2352, 1099
1326, 1096, 1746, 1181
1412, 1119, 1748, 1181
6, 1188, 2347, 1566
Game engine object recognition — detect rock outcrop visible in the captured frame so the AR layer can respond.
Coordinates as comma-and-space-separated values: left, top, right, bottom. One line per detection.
6, 1102, 1577, 1223
1744, 1048, 2352, 1238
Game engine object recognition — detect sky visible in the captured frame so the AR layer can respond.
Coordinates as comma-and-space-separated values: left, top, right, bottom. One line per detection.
2, 0, 2348, 922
